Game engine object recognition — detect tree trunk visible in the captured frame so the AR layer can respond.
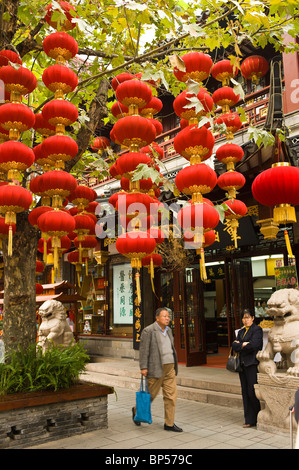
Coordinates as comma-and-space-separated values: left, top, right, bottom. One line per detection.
2, 212, 38, 357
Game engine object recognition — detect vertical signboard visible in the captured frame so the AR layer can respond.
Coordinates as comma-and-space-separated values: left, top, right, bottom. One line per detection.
113, 264, 133, 324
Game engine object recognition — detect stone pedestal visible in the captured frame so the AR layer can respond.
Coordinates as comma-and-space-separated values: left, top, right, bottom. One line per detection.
255, 372, 299, 435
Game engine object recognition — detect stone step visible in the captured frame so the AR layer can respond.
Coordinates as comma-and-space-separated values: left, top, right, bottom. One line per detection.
80, 365, 243, 410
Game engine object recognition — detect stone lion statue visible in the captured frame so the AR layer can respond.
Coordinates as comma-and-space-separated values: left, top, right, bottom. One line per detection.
37, 300, 74, 352
257, 288, 299, 376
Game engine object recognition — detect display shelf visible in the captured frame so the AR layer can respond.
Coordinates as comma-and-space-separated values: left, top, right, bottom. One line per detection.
216, 318, 228, 346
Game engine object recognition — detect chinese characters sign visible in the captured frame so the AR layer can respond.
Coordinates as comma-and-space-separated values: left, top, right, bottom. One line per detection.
113, 264, 133, 324
274, 265, 298, 290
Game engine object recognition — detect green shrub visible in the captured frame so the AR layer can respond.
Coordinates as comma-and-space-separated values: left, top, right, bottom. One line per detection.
0, 342, 90, 395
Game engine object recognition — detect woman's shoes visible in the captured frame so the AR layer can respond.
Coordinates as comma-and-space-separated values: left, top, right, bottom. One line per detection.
243, 423, 256, 428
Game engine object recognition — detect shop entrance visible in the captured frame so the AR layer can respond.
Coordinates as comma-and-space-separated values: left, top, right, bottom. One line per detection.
159, 268, 206, 366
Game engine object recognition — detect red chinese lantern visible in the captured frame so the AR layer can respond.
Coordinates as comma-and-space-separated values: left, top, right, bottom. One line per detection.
241, 55, 269, 84
37, 209, 75, 269
0, 50, 22, 67
116, 230, 156, 303
42, 99, 78, 134
42, 64, 78, 99
28, 206, 54, 228
113, 152, 152, 181
67, 249, 90, 284
217, 171, 246, 198
43, 32, 78, 63
211, 59, 239, 86
173, 125, 215, 164
222, 198, 247, 248
116, 192, 154, 219
0, 65, 37, 103
212, 87, 239, 113
0, 140, 35, 181
147, 118, 163, 136
175, 164, 217, 203
36, 260, 45, 274
215, 112, 242, 140
41, 134, 78, 169
33, 144, 53, 172
109, 191, 126, 208
47, 234, 71, 255
140, 96, 163, 118
91, 136, 110, 154
140, 142, 164, 160
184, 229, 216, 248
112, 115, 156, 151
0, 102, 35, 140
111, 101, 129, 120
36, 283, 44, 295
40, 170, 77, 207
251, 163, 299, 225
215, 143, 244, 171
142, 253, 163, 270
45, 1, 78, 31
0, 184, 33, 255
111, 72, 135, 91
173, 89, 213, 122
115, 79, 152, 114
33, 113, 56, 138
68, 185, 96, 210
173, 51, 213, 83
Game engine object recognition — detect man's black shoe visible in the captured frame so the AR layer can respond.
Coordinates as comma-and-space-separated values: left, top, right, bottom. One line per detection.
164, 423, 183, 432
132, 407, 141, 426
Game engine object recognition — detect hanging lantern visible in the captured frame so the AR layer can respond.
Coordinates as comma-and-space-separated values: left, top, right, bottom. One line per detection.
173, 51, 213, 84
140, 142, 164, 160
36, 260, 45, 274
184, 229, 216, 248
252, 162, 299, 225
33, 144, 53, 172
112, 152, 152, 187
173, 89, 214, 123
91, 136, 110, 155
68, 185, 97, 211
212, 87, 239, 113
36, 283, 44, 295
211, 59, 239, 86
41, 134, 78, 170
45, 1, 78, 31
0, 102, 35, 140
0, 140, 35, 181
0, 184, 33, 255
217, 171, 246, 199
33, 113, 56, 138
43, 31, 78, 64
115, 79, 152, 115
0, 65, 37, 103
240, 55, 269, 84
111, 101, 129, 120
222, 198, 247, 248
140, 96, 163, 119
112, 115, 156, 151
42, 99, 78, 134
175, 163, 217, 203
0, 50, 22, 67
28, 206, 54, 228
215, 112, 242, 140
42, 64, 78, 99
111, 72, 136, 91
116, 192, 154, 219
173, 125, 215, 164
177, 201, 219, 281
215, 143, 244, 171
116, 231, 156, 304
40, 170, 77, 208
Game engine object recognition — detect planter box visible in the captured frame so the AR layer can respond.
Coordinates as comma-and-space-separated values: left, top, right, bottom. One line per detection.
0, 382, 114, 449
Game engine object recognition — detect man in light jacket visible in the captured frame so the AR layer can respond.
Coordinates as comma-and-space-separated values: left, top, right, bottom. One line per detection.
132, 307, 183, 432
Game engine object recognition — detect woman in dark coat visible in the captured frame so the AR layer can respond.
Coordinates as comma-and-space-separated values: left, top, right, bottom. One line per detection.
232, 309, 263, 428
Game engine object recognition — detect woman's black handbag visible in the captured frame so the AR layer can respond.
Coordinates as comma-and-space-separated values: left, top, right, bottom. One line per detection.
226, 348, 242, 372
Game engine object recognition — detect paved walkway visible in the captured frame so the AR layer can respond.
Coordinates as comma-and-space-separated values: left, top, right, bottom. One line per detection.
28, 386, 292, 450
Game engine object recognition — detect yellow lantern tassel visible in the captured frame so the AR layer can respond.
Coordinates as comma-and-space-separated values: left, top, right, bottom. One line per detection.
150, 257, 155, 294
135, 271, 141, 305
8, 225, 13, 256
53, 246, 59, 271
51, 267, 55, 284
200, 248, 207, 282
79, 242, 82, 264
85, 260, 88, 276
284, 229, 294, 259
77, 271, 81, 287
